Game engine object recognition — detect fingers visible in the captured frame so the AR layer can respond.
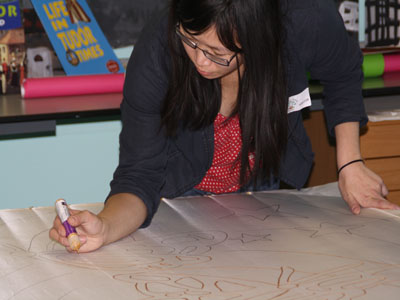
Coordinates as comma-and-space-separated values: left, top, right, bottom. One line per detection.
338, 181, 361, 215
50, 208, 102, 253
49, 223, 70, 248
64, 235, 88, 253
49, 210, 88, 249
341, 193, 399, 215
52, 214, 64, 234
364, 196, 400, 211
67, 210, 93, 228
340, 186, 391, 215
357, 179, 399, 210
344, 196, 361, 215
381, 183, 389, 197
346, 186, 400, 211
68, 208, 80, 215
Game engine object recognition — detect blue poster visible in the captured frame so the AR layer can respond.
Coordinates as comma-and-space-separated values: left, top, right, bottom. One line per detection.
30, 0, 124, 75
0, 0, 22, 30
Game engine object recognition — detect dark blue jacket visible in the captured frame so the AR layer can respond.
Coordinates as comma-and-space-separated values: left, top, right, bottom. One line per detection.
107, 0, 368, 227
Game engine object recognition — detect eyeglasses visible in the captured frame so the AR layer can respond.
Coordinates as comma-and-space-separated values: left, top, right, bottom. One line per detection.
175, 26, 237, 67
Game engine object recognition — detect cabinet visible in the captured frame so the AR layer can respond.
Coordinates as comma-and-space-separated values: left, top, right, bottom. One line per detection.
0, 120, 121, 209
0, 120, 122, 209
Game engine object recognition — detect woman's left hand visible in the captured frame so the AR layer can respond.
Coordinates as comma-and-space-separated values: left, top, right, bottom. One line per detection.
338, 161, 400, 214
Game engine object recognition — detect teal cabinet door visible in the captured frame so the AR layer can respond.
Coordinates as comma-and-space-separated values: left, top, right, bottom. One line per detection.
0, 120, 121, 209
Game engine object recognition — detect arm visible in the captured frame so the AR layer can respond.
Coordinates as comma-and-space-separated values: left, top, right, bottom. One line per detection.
335, 122, 399, 214
50, 14, 171, 252
98, 193, 147, 245
306, 2, 399, 212
108, 14, 170, 228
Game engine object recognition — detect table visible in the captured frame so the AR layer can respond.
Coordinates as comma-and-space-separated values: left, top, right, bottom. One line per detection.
1, 185, 399, 299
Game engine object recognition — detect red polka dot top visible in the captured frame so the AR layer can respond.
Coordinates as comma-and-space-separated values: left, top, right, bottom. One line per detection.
195, 113, 255, 194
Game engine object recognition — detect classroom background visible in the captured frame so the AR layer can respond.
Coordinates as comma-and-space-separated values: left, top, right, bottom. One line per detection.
0, 0, 400, 209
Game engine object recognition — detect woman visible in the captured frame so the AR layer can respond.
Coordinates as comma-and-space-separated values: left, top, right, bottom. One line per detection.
50, 0, 398, 253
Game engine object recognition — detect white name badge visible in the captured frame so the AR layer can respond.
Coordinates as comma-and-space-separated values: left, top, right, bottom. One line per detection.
287, 87, 312, 114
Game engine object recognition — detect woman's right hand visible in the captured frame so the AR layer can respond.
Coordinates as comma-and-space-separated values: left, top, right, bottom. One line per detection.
49, 193, 148, 253
49, 208, 107, 253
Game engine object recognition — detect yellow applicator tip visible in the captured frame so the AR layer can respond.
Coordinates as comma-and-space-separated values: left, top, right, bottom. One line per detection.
68, 233, 81, 252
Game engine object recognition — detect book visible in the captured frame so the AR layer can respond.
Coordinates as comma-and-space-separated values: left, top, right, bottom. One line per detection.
0, 0, 25, 94
0, 0, 22, 30
30, 0, 124, 75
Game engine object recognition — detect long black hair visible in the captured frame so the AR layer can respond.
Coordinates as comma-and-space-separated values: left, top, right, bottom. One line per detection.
161, 0, 288, 187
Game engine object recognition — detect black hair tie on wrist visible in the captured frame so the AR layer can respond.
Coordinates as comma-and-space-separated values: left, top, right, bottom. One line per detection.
337, 159, 364, 175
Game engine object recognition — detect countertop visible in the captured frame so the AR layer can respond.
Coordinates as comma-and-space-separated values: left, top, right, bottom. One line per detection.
1, 72, 400, 124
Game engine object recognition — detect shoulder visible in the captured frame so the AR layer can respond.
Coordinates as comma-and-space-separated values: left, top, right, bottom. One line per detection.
282, 0, 317, 11
126, 9, 170, 74
281, 0, 341, 33
136, 9, 169, 50
122, 10, 171, 112
124, 9, 171, 86
283, 0, 338, 15
283, 0, 346, 64
283, 0, 340, 37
